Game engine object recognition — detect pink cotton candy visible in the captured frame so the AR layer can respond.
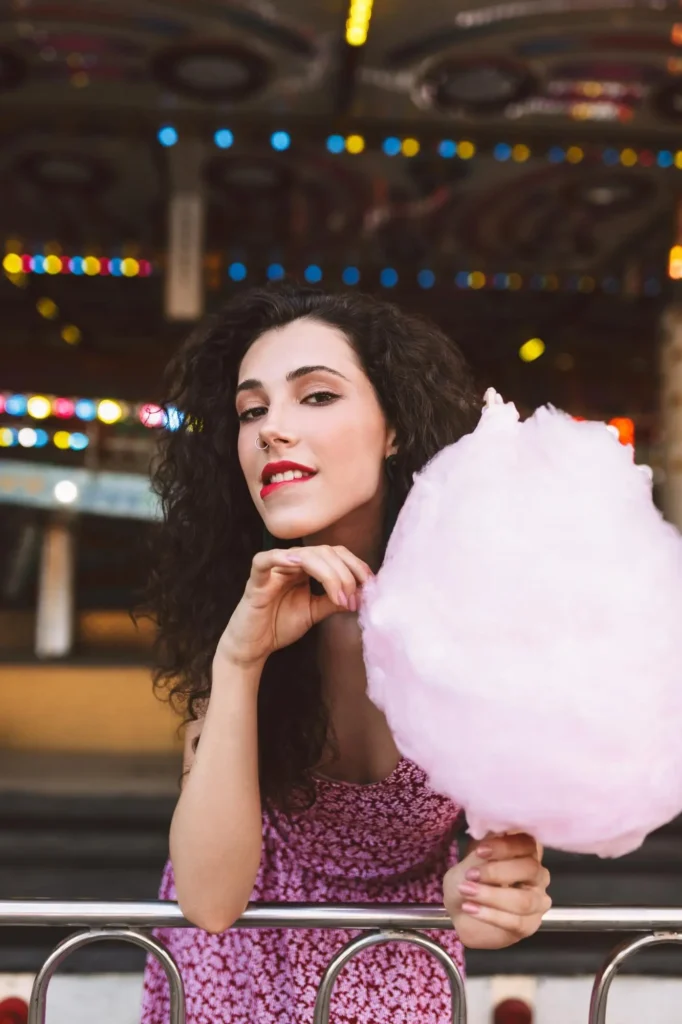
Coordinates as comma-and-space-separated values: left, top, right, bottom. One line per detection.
360, 392, 682, 857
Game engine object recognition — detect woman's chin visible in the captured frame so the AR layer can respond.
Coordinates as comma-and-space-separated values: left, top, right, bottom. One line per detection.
266, 520, 334, 545
264, 523, 312, 544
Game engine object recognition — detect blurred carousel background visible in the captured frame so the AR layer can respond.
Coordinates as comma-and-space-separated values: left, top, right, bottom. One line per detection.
2, 0, 682, 1021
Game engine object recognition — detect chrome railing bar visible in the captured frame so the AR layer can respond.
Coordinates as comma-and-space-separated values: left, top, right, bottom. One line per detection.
588, 933, 682, 1024
312, 930, 467, 1024
28, 929, 185, 1024
1, 901, 682, 932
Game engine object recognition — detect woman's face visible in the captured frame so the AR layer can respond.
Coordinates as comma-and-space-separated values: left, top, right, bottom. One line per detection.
236, 318, 396, 554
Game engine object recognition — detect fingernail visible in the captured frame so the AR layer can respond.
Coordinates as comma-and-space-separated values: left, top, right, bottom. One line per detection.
465, 868, 481, 882
476, 845, 493, 859
348, 593, 357, 612
461, 902, 480, 916
337, 590, 348, 608
286, 554, 302, 564
457, 882, 479, 897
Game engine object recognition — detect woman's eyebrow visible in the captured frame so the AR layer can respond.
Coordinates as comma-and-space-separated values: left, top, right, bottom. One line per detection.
235, 364, 350, 396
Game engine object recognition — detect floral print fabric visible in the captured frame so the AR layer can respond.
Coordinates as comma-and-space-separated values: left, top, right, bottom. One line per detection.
141, 758, 464, 1024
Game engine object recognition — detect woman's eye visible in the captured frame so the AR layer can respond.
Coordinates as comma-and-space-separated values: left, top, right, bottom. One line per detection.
303, 391, 338, 405
238, 392, 338, 422
238, 406, 266, 422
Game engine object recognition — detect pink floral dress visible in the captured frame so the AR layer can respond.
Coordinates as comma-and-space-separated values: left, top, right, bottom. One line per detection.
141, 758, 464, 1024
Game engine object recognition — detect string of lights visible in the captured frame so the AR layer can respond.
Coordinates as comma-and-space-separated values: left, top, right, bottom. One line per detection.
230, 264, 666, 296
2, 254, 153, 278
345, 0, 373, 46
0, 426, 89, 450
0, 393, 181, 430
2, 253, 666, 293
156, 125, 682, 170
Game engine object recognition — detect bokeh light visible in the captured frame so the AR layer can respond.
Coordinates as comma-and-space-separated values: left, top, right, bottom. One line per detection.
97, 400, 123, 424
519, 338, 546, 362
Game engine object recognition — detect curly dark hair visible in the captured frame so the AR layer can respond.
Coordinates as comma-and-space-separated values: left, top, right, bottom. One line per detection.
144, 282, 481, 811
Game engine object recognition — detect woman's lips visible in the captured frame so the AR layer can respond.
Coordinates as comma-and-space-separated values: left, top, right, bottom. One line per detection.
259, 474, 317, 500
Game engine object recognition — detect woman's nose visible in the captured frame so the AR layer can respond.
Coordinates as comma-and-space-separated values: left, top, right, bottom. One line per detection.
257, 409, 298, 448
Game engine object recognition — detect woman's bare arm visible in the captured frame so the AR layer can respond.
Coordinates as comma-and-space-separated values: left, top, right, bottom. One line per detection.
168, 543, 371, 932
169, 654, 264, 933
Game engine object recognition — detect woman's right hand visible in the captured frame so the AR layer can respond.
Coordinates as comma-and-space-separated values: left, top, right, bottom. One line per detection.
216, 545, 373, 669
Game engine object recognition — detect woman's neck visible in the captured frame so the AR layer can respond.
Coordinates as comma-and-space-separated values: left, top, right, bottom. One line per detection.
315, 612, 400, 784
303, 493, 387, 574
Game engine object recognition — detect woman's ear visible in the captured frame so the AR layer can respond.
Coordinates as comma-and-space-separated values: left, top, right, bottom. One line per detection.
385, 428, 398, 459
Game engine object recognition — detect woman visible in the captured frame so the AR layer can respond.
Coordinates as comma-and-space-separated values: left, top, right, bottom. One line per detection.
141, 283, 551, 1024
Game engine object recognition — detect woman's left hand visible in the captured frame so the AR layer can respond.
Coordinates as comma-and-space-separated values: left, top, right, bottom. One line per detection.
443, 833, 551, 949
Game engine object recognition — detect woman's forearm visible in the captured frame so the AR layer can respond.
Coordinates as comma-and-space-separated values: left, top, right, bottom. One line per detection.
169, 655, 264, 933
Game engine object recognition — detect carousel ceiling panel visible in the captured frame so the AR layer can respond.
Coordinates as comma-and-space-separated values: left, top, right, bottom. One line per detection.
0, 128, 377, 253
357, 0, 682, 135
337, 154, 672, 275
0, 135, 672, 279
0, 131, 163, 247
203, 145, 372, 251
0, 0, 343, 117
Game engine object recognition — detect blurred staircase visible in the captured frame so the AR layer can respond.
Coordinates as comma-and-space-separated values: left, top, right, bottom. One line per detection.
0, 750, 681, 977
0, 751, 177, 973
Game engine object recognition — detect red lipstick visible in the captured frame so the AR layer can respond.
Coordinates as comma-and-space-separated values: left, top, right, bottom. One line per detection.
260, 460, 317, 499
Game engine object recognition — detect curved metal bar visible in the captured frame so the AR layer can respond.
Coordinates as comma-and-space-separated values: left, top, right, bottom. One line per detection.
312, 929, 467, 1024
589, 932, 682, 1024
28, 928, 185, 1024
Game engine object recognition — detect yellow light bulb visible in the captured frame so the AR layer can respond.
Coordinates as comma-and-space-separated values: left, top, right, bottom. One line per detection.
669, 245, 682, 280
512, 144, 530, 162
53, 430, 71, 450
97, 399, 123, 424
61, 324, 82, 345
36, 297, 59, 320
44, 255, 62, 275
3, 254, 22, 274
519, 338, 546, 362
583, 81, 603, 98
83, 256, 101, 276
120, 258, 138, 277
346, 27, 366, 44
27, 395, 51, 419
345, 134, 365, 154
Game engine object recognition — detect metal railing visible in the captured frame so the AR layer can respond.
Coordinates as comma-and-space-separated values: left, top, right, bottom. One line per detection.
1, 901, 681, 1024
